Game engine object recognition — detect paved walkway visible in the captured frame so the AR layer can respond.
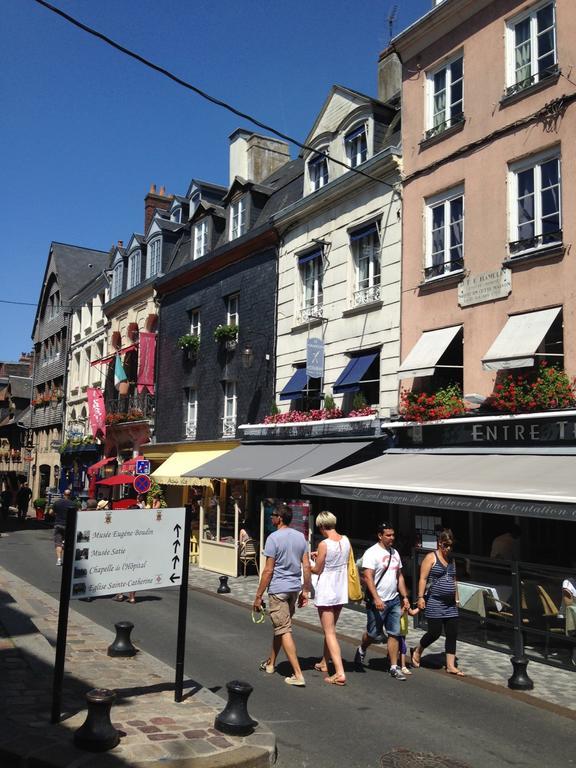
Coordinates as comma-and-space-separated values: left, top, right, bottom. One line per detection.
0, 565, 275, 768
189, 566, 576, 714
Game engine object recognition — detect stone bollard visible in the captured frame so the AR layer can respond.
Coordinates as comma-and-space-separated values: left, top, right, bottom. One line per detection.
508, 655, 534, 690
217, 575, 231, 594
107, 621, 138, 657
74, 688, 120, 752
214, 680, 258, 736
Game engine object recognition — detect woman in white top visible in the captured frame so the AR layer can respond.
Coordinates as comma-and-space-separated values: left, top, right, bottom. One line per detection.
310, 511, 350, 685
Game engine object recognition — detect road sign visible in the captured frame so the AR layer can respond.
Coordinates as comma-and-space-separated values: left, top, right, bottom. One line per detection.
306, 337, 324, 379
135, 458, 151, 475
133, 474, 152, 494
71, 507, 186, 599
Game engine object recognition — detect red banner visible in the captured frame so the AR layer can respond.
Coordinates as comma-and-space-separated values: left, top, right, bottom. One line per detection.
87, 387, 106, 438
137, 331, 156, 394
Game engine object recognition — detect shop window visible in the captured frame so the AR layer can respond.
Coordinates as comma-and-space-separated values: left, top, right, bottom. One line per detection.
412, 327, 464, 393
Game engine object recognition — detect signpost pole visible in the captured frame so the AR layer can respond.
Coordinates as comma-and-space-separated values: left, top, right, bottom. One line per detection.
174, 505, 192, 702
51, 506, 78, 724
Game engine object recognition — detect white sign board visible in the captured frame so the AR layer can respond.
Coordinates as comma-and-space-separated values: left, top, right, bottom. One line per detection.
458, 269, 511, 307
71, 507, 186, 600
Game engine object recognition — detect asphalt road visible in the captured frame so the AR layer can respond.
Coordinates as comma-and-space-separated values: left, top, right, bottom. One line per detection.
2, 524, 575, 768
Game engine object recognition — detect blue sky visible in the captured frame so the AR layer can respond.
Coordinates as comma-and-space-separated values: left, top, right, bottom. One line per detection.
1, 0, 430, 361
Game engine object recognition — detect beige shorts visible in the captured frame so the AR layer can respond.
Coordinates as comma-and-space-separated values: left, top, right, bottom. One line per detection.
268, 592, 298, 636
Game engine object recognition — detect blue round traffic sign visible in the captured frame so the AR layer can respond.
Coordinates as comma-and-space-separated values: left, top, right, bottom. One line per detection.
133, 474, 151, 494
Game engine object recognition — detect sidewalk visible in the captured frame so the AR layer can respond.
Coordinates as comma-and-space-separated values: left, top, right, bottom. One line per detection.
189, 566, 576, 715
0, 565, 275, 768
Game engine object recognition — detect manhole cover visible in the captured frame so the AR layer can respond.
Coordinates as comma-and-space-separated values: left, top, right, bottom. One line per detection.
381, 749, 472, 768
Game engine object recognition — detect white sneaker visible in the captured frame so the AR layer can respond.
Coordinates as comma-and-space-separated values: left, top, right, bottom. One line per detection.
56, 559, 62, 566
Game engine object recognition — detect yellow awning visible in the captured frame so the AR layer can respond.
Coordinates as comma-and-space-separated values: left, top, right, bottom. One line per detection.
151, 449, 231, 486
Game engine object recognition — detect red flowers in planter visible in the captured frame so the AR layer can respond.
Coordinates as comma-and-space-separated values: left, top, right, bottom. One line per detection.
264, 408, 343, 424
484, 362, 576, 413
399, 384, 467, 423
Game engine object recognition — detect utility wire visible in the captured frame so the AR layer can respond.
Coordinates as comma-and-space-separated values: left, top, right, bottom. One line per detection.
0, 299, 38, 307
31, 0, 398, 191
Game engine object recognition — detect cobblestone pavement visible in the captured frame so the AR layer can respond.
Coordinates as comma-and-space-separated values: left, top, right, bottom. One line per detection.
0, 565, 275, 768
189, 566, 576, 713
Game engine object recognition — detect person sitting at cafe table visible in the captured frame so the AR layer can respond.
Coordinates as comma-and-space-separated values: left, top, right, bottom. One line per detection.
490, 524, 521, 561
562, 575, 576, 605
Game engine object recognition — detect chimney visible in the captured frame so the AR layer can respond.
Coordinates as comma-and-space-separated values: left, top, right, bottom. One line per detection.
377, 48, 402, 104
118, 240, 123, 249
229, 129, 290, 186
144, 183, 173, 233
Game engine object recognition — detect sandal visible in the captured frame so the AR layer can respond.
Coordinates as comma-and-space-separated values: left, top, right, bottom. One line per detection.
113, 595, 125, 602
324, 674, 346, 686
128, 598, 136, 604
410, 647, 421, 668
314, 662, 329, 673
259, 659, 275, 674
446, 668, 465, 677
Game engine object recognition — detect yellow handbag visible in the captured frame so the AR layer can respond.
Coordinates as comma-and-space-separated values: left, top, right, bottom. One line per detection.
347, 543, 363, 603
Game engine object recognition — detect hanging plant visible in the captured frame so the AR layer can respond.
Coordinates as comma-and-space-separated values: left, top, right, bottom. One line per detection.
213, 324, 238, 343
177, 334, 200, 353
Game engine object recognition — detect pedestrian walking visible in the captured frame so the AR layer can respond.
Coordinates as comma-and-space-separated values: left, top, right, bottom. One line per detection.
52, 489, 76, 566
16, 481, 32, 522
354, 522, 411, 681
410, 529, 465, 676
1, 486, 11, 520
252, 502, 312, 687
310, 511, 350, 685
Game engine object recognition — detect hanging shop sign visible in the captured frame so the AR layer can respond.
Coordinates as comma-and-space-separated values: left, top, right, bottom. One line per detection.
306, 337, 324, 379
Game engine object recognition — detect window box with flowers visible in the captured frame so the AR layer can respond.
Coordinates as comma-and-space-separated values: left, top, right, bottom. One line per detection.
399, 384, 467, 423
214, 324, 238, 350
484, 362, 576, 414
178, 334, 200, 359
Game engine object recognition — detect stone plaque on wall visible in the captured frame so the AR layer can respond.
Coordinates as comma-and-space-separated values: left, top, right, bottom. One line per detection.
458, 269, 511, 307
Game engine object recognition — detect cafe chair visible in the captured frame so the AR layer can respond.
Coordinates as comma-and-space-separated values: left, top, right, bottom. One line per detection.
239, 538, 259, 577
537, 585, 565, 659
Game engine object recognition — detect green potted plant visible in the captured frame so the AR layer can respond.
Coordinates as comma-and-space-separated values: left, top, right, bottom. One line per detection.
177, 334, 200, 357
213, 324, 238, 349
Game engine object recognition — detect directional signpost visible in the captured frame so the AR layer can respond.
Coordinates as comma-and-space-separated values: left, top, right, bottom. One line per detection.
52, 506, 192, 722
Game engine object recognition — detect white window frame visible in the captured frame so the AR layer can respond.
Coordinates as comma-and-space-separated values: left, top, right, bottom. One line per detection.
425, 185, 465, 281
194, 219, 209, 259
147, 238, 162, 278
229, 198, 246, 240
345, 124, 368, 168
426, 53, 464, 137
308, 151, 329, 191
351, 226, 381, 306
185, 388, 198, 439
190, 308, 201, 337
506, 1, 556, 94
127, 250, 141, 289
299, 251, 324, 321
111, 261, 123, 298
171, 207, 182, 223
508, 148, 561, 256
226, 294, 239, 328
222, 381, 237, 437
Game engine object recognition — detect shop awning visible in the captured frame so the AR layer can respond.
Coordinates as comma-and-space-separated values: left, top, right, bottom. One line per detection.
279, 368, 308, 401
90, 344, 138, 367
397, 325, 462, 380
184, 441, 374, 482
96, 473, 135, 486
151, 449, 230, 486
121, 455, 145, 473
333, 352, 378, 394
86, 457, 115, 476
301, 450, 576, 522
482, 307, 561, 371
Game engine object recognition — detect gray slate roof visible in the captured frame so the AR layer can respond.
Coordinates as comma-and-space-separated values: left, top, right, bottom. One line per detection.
8, 376, 32, 399
51, 242, 111, 303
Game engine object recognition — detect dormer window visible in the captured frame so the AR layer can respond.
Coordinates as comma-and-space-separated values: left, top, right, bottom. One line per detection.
309, 151, 329, 191
147, 238, 161, 278
127, 250, 141, 289
111, 261, 123, 298
171, 207, 182, 223
345, 125, 368, 168
230, 198, 246, 240
194, 219, 209, 259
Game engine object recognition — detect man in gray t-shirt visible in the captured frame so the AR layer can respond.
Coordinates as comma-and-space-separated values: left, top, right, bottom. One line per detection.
253, 503, 311, 687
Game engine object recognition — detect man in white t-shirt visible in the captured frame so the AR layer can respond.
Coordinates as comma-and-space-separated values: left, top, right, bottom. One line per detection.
354, 522, 410, 681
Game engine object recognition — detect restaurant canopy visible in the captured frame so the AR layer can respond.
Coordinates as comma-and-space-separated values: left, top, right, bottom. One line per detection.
301, 449, 576, 522
397, 325, 462, 380
482, 307, 561, 371
279, 368, 308, 401
184, 441, 374, 482
96, 473, 135, 486
150, 449, 230, 486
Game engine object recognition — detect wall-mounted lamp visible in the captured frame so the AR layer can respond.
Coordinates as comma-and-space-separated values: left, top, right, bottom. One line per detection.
241, 344, 254, 369
31, 464, 37, 477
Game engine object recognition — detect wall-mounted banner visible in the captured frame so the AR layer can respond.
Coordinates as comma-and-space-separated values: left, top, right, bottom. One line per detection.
137, 331, 156, 394
71, 507, 185, 600
87, 387, 106, 438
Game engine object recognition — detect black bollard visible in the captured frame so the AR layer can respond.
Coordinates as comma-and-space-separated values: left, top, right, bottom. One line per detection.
508, 655, 534, 690
74, 688, 120, 752
107, 621, 138, 657
214, 680, 258, 736
217, 575, 231, 594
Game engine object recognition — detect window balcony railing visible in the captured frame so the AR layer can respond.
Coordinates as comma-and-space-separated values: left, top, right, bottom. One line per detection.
509, 231, 562, 257
185, 419, 197, 440
424, 257, 464, 281
504, 64, 558, 98
222, 416, 237, 438
353, 284, 381, 306
298, 303, 324, 323
105, 392, 155, 422
424, 112, 464, 141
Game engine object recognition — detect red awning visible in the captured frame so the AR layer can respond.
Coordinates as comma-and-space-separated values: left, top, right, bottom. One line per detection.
90, 344, 138, 367
121, 454, 145, 472
87, 456, 116, 476
96, 473, 135, 486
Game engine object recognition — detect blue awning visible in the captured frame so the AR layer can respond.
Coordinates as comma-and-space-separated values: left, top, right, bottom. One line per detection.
349, 222, 378, 242
279, 368, 308, 401
298, 248, 322, 265
333, 352, 378, 394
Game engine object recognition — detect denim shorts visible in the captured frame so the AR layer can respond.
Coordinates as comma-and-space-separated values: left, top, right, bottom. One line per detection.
366, 594, 401, 641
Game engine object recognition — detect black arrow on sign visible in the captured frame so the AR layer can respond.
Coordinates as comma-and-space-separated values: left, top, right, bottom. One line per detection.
172, 555, 180, 569
174, 523, 182, 536
170, 573, 180, 583
173, 539, 181, 552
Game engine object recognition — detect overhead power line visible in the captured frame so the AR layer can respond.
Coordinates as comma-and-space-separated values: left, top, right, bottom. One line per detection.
31, 0, 398, 191
0, 299, 38, 307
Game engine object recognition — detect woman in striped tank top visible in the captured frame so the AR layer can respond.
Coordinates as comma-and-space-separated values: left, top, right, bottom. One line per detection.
410, 530, 465, 676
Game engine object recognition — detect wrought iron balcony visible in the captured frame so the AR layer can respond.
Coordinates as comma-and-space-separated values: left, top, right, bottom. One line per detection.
353, 284, 381, 307
298, 303, 324, 324
185, 419, 197, 440
222, 416, 237, 438
424, 257, 464, 281
424, 112, 464, 141
105, 392, 155, 424
504, 65, 558, 98
509, 231, 562, 257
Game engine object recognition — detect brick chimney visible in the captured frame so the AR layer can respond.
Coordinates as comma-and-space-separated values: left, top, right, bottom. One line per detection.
144, 183, 173, 233
229, 130, 290, 186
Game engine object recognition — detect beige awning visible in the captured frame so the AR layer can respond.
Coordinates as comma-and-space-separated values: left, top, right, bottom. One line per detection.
150, 449, 230, 486
482, 307, 561, 371
397, 325, 462, 380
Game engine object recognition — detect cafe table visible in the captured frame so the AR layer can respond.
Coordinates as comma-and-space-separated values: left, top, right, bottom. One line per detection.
458, 582, 512, 617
